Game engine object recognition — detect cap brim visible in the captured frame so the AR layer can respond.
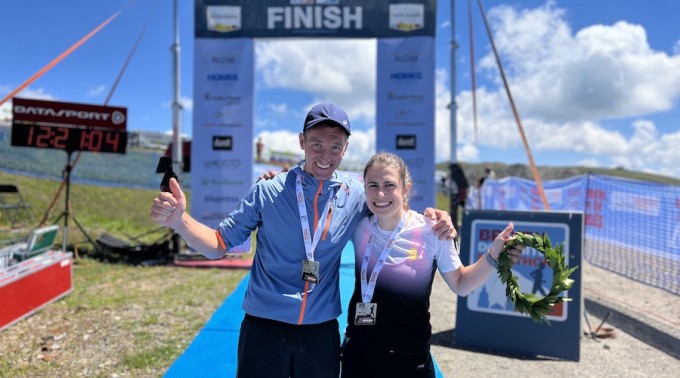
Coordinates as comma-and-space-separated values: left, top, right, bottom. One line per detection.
305, 118, 350, 135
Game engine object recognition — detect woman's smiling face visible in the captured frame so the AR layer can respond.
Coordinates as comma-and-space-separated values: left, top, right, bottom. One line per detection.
364, 163, 408, 228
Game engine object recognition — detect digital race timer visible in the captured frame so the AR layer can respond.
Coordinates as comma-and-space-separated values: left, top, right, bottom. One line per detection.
11, 124, 127, 154
11, 97, 128, 154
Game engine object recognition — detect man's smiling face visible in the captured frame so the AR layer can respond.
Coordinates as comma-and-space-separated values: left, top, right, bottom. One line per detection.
299, 124, 349, 181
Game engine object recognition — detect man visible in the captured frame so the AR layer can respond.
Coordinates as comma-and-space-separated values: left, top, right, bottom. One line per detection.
150, 103, 454, 378
256, 137, 264, 162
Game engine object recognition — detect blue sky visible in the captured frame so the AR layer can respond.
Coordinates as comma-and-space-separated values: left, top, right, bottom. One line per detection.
1, 1, 680, 178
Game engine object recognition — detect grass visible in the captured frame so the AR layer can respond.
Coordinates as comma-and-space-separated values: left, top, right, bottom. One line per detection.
0, 170, 249, 377
0, 251, 247, 377
0, 169, 169, 244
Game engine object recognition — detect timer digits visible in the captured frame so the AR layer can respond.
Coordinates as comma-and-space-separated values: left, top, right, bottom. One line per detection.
11, 124, 127, 154
28, 125, 69, 149
79, 128, 123, 152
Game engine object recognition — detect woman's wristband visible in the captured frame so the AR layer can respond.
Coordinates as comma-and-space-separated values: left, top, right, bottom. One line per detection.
484, 250, 499, 269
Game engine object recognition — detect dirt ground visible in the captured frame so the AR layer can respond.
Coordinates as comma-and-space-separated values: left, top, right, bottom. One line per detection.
429, 260, 680, 377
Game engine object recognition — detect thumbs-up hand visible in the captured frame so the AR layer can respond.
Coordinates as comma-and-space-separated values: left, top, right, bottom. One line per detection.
150, 178, 186, 228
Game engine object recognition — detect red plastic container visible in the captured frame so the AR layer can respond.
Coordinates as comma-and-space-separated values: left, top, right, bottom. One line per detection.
0, 251, 73, 331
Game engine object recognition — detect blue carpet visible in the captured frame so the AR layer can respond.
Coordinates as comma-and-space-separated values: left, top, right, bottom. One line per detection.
165, 242, 444, 377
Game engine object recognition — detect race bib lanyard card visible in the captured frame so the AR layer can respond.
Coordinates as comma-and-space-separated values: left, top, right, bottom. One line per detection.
355, 302, 378, 325
302, 259, 320, 283
296, 174, 332, 285
355, 213, 408, 326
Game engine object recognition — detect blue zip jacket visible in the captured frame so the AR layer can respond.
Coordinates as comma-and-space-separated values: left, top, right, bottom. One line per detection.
217, 166, 367, 324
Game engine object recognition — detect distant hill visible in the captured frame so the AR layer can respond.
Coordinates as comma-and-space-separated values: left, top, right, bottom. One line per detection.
436, 161, 680, 187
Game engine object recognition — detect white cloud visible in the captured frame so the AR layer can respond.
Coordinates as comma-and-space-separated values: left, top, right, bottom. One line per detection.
161, 96, 192, 116
255, 130, 303, 166
2, 87, 56, 101
344, 128, 375, 167
255, 39, 377, 127
453, 2, 680, 176
434, 68, 454, 162
476, 5, 680, 122
181, 96, 193, 112
247, 2, 680, 178
608, 119, 680, 178
457, 143, 480, 162
0, 87, 57, 123
577, 158, 601, 168
88, 84, 106, 97
267, 102, 289, 116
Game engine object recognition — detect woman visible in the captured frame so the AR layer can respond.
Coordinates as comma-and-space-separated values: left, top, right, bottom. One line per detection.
341, 152, 523, 378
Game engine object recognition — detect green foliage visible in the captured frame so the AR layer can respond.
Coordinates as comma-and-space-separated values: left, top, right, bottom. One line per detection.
499, 232, 579, 324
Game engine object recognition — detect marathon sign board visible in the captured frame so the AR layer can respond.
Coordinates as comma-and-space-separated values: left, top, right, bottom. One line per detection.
455, 210, 584, 361
195, 0, 436, 38
376, 36, 435, 212
192, 0, 436, 247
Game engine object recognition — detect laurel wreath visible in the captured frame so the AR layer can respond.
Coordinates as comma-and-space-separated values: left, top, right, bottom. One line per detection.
497, 232, 578, 324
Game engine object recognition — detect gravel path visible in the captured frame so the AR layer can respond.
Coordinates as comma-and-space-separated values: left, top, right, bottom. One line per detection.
429, 260, 680, 377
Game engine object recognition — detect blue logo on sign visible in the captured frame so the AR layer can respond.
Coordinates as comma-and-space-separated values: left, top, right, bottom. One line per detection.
390, 72, 422, 80
207, 73, 239, 81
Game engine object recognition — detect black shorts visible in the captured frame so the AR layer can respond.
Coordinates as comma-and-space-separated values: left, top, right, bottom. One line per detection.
237, 314, 340, 378
340, 337, 435, 378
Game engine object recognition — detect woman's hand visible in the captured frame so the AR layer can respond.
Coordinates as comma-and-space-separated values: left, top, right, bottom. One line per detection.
488, 222, 525, 263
